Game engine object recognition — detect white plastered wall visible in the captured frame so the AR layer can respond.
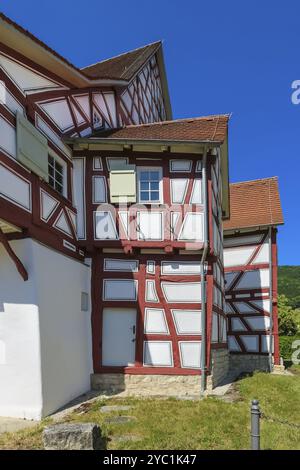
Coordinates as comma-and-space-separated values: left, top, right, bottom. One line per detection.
0, 239, 92, 420
0, 239, 42, 419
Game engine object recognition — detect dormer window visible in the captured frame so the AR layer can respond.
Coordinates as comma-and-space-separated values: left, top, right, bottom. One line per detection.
137, 167, 163, 204
48, 154, 64, 195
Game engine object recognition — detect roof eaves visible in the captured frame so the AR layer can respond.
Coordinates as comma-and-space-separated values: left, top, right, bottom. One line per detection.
0, 12, 129, 86
64, 136, 224, 145
224, 221, 284, 232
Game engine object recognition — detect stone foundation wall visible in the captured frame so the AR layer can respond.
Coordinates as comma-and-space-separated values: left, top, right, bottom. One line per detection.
206, 348, 230, 391
91, 374, 202, 397
92, 349, 231, 396
91, 352, 274, 397
229, 354, 270, 376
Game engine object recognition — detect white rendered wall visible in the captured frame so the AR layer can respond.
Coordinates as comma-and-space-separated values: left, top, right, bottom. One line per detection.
0, 239, 42, 420
34, 241, 92, 417
0, 239, 92, 420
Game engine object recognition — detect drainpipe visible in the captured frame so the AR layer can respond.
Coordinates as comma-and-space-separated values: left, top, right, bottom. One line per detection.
200, 146, 209, 394
268, 226, 273, 372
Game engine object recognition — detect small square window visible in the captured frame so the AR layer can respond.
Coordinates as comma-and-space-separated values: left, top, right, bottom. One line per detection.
137, 167, 163, 203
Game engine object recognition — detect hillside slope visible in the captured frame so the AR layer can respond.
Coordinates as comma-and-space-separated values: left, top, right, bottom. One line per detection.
278, 266, 300, 309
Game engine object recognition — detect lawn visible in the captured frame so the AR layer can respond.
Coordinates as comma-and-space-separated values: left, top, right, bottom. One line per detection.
0, 369, 299, 450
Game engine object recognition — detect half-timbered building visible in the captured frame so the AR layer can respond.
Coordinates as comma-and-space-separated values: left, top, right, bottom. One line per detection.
223, 178, 283, 373
0, 13, 283, 420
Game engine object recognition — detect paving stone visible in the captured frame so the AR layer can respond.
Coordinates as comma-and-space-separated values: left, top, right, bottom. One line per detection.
100, 405, 132, 413
104, 416, 136, 425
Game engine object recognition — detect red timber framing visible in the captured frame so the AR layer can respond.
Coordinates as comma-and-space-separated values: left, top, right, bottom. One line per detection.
0, 37, 170, 261
0, 227, 28, 281
224, 229, 280, 364
271, 229, 280, 365
207, 153, 227, 368
0, 41, 167, 141
74, 149, 215, 252
86, 149, 227, 377
117, 54, 166, 125
0, 148, 82, 261
91, 252, 220, 376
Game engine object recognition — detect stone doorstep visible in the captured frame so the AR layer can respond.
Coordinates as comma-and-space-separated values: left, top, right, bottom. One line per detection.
272, 365, 293, 376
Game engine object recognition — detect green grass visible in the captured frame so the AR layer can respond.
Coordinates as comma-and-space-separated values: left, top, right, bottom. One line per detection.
0, 370, 299, 450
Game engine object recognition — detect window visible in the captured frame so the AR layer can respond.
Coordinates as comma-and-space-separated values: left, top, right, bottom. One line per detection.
137, 167, 163, 203
48, 154, 64, 195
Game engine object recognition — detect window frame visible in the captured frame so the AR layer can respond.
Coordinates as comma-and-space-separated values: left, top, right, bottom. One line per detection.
137, 166, 163, 204
48, 150, 67, 198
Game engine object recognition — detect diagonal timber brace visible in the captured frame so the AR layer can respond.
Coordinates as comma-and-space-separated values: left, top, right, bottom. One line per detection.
0, 229, 28, 281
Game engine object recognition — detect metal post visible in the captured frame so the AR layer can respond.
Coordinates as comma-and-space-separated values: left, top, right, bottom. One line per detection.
250, 399, 261, 450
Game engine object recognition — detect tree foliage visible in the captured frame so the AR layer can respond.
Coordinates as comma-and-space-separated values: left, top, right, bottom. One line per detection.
278, 294, 298, 336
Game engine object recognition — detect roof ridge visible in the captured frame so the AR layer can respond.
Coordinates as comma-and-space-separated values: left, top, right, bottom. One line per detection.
119, 42, 161, 79
81, 41, 161, 71
230, 176, 278, 186
118, 114, 230, 130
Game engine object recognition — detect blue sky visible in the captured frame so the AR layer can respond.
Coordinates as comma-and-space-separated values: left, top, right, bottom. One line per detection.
1, 1, 299, 264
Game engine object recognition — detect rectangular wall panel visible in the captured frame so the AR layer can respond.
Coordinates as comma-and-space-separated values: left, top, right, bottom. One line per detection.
143, 341, 173, 367
244, 316, 270, 330
144, 308, 169, 334
236, 269, 270, 289
104, 259, 139, 272
103, 279, 138, 301
161, 261, 201, 275
171, 310, 201, 335
93, 176, 107, 203
179, 341, 201, 368
224, 246, 254, 267
0, 115, 16, 158
137, 212, 163, 240
169, 160, 192, 172
94, 212, 118, 240
240, 335, 259, 352
161, 282, 201, 303
178, 213, 204, 241
0, 162, 31, 211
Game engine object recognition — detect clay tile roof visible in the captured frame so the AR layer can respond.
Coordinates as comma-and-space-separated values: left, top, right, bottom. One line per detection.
94, 114, 229, 142
223, 177, 284, 231
81, 42, 161, 80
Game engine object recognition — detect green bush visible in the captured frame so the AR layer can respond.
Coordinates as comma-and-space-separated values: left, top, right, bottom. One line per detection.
279, 335, 300, 360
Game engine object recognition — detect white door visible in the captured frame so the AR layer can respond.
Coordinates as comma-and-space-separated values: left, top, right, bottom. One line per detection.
102, 308, 136, 366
